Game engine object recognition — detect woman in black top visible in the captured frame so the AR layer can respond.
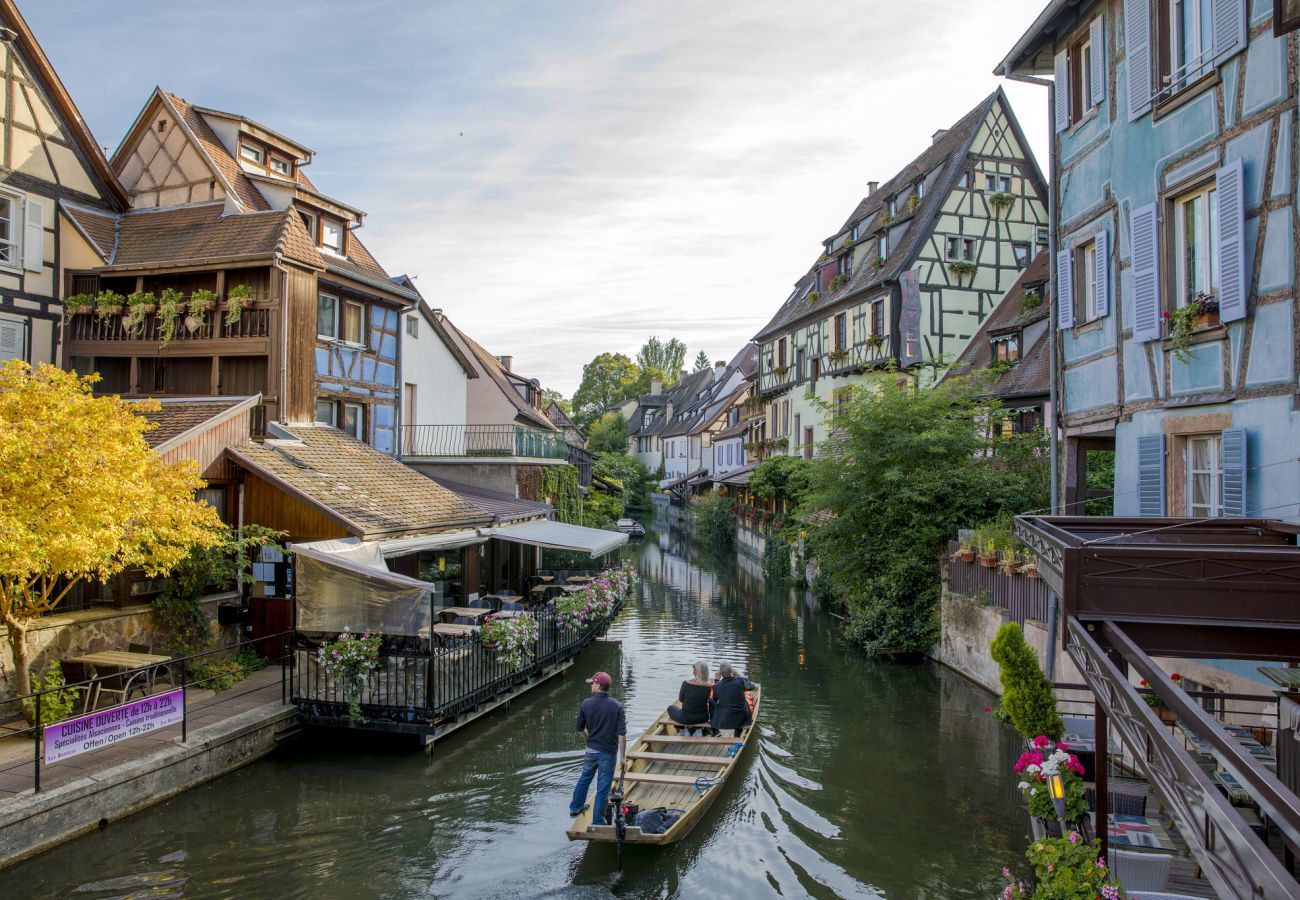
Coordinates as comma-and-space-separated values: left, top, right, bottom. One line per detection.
667, 661, 712, 729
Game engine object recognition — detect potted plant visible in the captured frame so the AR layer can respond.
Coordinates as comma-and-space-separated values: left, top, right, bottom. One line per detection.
62, 293, 96, 320
480, 612, 539, 671
999, 545, 1022, 576
870, 257, 885, 271
1139, 672, 1183, 724
124, 290, 157, 334
773, 364, 790, 378
225, 283, 254, 327
977, 526, 999, 568
807, 290, 820, 304
988, 191, 1015, 212
190, 288, 218, 314
866, 333, 885, 351
906, 194, 921, 213
1000, 832, 1121, 899
828, 349, 850, 365
830, 273, 849, 291
880, 212, 893, 226
95, 289, 125, 320
1020, 290, 1043, 313
952, 537, 975, 564
1014, 737, 1090, 827
1165, 293, 1218, 362
948, 259, 977, 280
156, 288, 186, 347
20, 661, 83, 728
1021, 552, 1040, 579
316, 627, 382, 722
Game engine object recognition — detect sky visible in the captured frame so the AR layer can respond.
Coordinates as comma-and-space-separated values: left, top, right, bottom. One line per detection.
24, 0, 1051, 397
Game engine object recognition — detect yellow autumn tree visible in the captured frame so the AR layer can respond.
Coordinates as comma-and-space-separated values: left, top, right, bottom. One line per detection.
0, 361, 225, 696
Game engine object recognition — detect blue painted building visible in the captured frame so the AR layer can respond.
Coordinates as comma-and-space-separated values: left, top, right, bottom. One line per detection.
1000, 0, 1297, 521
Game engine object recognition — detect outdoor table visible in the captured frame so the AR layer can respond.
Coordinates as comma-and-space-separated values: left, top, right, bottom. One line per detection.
530, 584, 551, 594
538, 575, 555, 582
433, 623, 478, 637
560, 584, 586, 593
1179, 721, 1275, 764
67, 650, 171, 673
438, 607, 490, 622
566, 575, 592, 584
1107, 814, 1176, 851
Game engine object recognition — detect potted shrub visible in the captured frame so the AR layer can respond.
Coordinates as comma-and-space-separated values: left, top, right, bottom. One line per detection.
480, 612, 539, 671
948, 259, 977, 280
1000, 832, 1121, 899
866, 333, 885, 351
190, 288, 218, 313
976, 525, 999, 568
95, 289, 125, 320
124, 290, 157, 334
1021, 552, 1040, 579
990, 620, 1064, 741
62, 293, 96, 320
999, 545, 1022, 576
225, 283, 254, 327
952, 537, 975, 564
157, 288, 186, 347
1166, 293, 1218, 362
316, 628, 382, 722
988, 191, 1015, 212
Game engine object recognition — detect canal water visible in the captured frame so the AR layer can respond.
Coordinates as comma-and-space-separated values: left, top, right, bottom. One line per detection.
3, 520, 1029, 898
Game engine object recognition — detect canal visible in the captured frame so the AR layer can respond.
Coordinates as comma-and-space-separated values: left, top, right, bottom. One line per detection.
2, 520, 1029, 898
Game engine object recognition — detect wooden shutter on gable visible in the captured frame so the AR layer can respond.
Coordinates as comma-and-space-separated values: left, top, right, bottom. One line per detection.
1212, 0, 1247, 66
0, 316, 25, 362
22, 198, 43, 273
1089, 16, 1105, 105
1056, 248, 1075, 329
1130, 203, 1162, 342
1054, 50, 1071, 132
1137, 434, 1166, 516
1093, 230, 1110, 318
1220, 427, 1247, 517
1125, 0, 1153, 120
1215, 159, 1247, 323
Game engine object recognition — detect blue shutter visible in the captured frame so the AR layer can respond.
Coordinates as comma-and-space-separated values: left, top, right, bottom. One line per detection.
1130, 203, 1162, 342
1126, 0, 1153, 121
1093, 230, 1110, 318
1056, 248, 1074, 329
1220, 428, 1247, 517
1137, 434, 1166, 517
1054, 50, 1070, 133
1215, 159, 1247, 323
1212, 0, 1247, 66
1089, 16, 1105, 105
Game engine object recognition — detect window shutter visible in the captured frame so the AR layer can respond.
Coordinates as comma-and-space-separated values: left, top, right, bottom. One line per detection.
22, 198, 43, 273
1130, 203, 1162, 342
0, 317, 24, 362
1089, 16, 1105, 104
1215, 159, 1247, 323
1211, 0, 1247, 66
1093, 230, 1110, 318
1125, 0, 1153, 121
1220, 427, 1247, 517
1054, 50, 1070, 132
1056, 248, 1075, 329
1137, 434, 1166, 517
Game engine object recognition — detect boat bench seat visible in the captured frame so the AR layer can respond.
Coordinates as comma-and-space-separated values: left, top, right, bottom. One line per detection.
628, 751, 728, 766
643, 735, 739, 745
621, 772, 706, 786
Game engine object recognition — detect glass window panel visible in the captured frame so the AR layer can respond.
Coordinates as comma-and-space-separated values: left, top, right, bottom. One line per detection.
322, 219, 344, 252
342, 301, 363, 343
315, 399, 335, 425
317, 294, 336, 337
342, 403, 363, 439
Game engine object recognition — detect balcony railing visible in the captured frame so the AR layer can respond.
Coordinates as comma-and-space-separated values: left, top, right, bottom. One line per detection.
944, 540, 1052, 625
400, 424, 570, 460
65, 299, 272, 343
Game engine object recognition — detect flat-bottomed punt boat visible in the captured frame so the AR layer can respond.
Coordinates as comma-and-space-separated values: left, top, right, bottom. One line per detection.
566, 684, 761, 845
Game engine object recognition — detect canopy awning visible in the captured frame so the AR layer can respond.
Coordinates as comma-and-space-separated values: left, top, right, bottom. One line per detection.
660, 468, 707, 491
289, 540, 434, 636
486, 519, 627, 557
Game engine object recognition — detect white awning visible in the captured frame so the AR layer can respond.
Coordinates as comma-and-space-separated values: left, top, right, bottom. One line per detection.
292, 530, 487, 562
486, 519, 628, 558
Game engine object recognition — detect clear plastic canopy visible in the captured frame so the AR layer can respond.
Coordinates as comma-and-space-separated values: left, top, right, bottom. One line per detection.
292, 542, 433, 637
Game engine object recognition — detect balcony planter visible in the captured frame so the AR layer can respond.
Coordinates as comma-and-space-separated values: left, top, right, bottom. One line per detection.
96, 290, 125, 319
1165, 293, 1219, 363
987, 191, 1015, 212
190, 289, 219, 313
62, 293, 96, 320
866, 334, 885, 352
978, 552, 998, 568
225, 284, 255, 327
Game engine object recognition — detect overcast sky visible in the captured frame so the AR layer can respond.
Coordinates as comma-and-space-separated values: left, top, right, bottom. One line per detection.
26, 0, 1050, 396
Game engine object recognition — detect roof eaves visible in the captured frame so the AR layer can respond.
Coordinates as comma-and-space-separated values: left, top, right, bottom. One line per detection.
148, 395, 260, 456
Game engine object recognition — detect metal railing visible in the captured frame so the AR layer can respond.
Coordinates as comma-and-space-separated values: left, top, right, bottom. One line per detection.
399, 424, 570, 460
944, 540, 1052, 625
0, 630, 292, 794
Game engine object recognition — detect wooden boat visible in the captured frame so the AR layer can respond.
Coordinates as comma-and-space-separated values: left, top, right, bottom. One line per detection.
616, 518, 645, 538
565, 684, 761, 845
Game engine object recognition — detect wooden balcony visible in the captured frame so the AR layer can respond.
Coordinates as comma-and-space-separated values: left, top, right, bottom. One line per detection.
65, 301, 273, 358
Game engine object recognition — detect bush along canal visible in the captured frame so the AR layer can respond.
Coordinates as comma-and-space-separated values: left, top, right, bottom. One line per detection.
0, 520, 1029, 898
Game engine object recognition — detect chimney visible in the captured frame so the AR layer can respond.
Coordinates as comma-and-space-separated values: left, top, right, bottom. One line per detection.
867, 181, 879, 196
932, 128, 948, 144
680, 369, 688, 380
431, 307, 443, 317
714, 360, 726, 370
498, 355, 513, 372
666, 401, 674, 421
650, 379, 663, 396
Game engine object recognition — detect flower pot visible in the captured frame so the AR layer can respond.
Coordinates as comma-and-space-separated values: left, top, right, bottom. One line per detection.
482, 641, 498, 651
196, 300, 217, 312
99, 305, 123, 316
957, 549, 975, 563
1025, 567, 1040, 579
142, 304, 157, 314
1195, 310, 1218, 329
1158, 706, 1178, 725
238, 298, 253, 310
978, 554, 998, 568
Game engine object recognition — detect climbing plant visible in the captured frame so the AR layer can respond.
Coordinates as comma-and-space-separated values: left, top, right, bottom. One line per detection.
539, 465, 581, 524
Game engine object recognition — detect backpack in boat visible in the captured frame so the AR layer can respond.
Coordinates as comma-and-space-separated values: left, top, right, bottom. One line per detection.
633, 807, 686, 835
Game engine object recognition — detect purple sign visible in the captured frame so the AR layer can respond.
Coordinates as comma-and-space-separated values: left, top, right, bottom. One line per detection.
44, 689, 184, 764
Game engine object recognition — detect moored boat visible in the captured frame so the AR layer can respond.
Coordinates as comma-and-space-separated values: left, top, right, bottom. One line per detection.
565, 684, 761, 844
616, 518, 645, 538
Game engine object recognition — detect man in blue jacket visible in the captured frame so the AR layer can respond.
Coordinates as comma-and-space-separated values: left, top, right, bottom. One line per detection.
569, 671, 627, 826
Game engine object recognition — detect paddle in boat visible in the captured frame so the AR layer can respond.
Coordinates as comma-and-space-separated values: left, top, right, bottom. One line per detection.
565, 683, 761, 845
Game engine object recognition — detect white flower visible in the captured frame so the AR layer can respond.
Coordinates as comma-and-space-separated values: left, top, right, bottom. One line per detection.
1017, 781, 1030, 790
1026, 764, 1041, 775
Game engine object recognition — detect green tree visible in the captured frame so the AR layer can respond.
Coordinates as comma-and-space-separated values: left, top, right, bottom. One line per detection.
802, 373, 1049, 654
593, 452, 652, 514
749, 456, 813, 507
692, 491, 735, 551
636, 336, 687, 383
541, 389, 571, 418
990, 622, 1064, 741
587, 412, 629, 454
632, 364, 670, 396
693, 350, 711, 372
571, 352, 639, 428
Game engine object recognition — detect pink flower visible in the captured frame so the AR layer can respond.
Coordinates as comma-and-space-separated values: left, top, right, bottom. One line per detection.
984, 706, 991, 713
1033, 735, 1052, 749
1047, 864, 1054, 873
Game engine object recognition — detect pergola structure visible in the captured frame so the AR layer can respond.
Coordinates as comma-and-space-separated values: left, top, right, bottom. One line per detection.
1015, 516, 1300, 899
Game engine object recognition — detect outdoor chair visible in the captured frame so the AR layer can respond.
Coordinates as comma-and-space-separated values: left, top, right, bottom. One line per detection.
93, 668, 149, 709
500, 600, 525, 612
1108, 849, 1172, 892
467, 596, 494, 610
57, 661, 96, 715
452, 615, 478, 625
1085, 788, 1148, 816
128, 642, 169, 691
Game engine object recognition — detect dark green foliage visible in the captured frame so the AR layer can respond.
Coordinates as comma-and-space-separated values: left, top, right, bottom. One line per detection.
583, 491, 623, 529
540, 466, 581, 524
593, 452, 652, 514
571, 352, 639, 429
636, 337, 687, 384
193, 646, 266, 693
692, 492, 735, 551
748, 456, 813, 505
693, 350, 711, 372
763, 531, 792, 584
1085, 449, 1115, 516
587, 412, 629, 454
802, 372, 1049, 655
22, 661, 82, 725
990, 622, 1063, 741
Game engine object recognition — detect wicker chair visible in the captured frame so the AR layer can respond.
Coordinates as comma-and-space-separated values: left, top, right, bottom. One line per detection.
1108, 849, 1172, 892
1085, 787, 1148, 816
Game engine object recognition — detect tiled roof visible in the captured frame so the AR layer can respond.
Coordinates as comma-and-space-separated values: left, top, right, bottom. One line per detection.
438, 315, 556, 431
944, 251, 1050, 400
754, 91, 1001, 341
228, 424, 491, 539
629, 368, 717, 438
135, 397, 248, 448
164, 91, 272, 213
427, 476, 552, 523
62, 203, 118, 261
713, 418, 751, 441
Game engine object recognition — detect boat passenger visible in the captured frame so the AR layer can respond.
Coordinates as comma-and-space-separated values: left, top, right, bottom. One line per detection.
666, 661, 712, 733
569, 671, 627, 826
709, 662, 756, 737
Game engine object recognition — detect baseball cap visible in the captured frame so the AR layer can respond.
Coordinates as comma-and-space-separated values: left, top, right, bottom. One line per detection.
586, 671, 612, 687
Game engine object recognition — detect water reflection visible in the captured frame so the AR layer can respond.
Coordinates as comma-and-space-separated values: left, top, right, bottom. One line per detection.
1, 515, 1026, 898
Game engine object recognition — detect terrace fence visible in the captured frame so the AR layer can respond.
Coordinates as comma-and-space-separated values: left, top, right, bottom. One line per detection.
944, 540, 1052, 625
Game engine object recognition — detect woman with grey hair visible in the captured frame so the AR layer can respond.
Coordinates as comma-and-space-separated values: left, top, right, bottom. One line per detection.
666, 660, 712, 732
709, 662, 756, 736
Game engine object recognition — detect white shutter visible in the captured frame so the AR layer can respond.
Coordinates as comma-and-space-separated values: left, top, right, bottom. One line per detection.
1054, 50, 1071, 132
1056, 248, 1075, 329
1130, 203, 1162, 342
0, 316, 24, 362
22, 197, 43, 273
1215, 159, 1247, 323
1137, 434, 1166, 516
1125, 0, 1153, 121
1089, 16, 1105, 105
1211, 0, 1247, 66
1220, 428, 1247, 517
1093, 230, 1110, 318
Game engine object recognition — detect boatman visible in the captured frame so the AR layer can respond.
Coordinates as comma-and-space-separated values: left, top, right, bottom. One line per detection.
569, 670, 627, 826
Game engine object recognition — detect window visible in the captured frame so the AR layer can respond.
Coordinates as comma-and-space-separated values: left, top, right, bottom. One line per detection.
299, 210, 317, 239
945, 236, 975, 261
878, 234, 888, 259
239, 144, 265, 165
1172, 182, 1218, 308
985, 173, 1012, 193
837, 253, 852, 276
0, 192, 17, 267
270, 156, 292, 176
1162, 0, 1214, 92
0, 313, 25, 362
887, 197, 897, 217
870, 299, 884, 337
777, 338, 787, 368
810, 357, 820, 383
1186, 433, 1221, 517
850, 223, 860, 241
1070, 35, 1095, 120
341, 300, 364, 344
406, 315, 419, 338
342, 403, 364, 440
957, 171, 969, 188
316, 293, 337, 338
1013, 242, 1031, 268
803, 426, 814, 460
793, 414, 800, 447
1075, 238, 1101, 321
834, 313, 847, 351
915, 180, 925, 199
321, 218, 345, 254
315, 399, 336, 426
992, 334, 1021, 364
833, 387, 852, 418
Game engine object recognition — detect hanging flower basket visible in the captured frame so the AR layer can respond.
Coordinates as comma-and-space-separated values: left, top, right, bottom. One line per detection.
317, 628, 382, 722
480, 612, 539, 671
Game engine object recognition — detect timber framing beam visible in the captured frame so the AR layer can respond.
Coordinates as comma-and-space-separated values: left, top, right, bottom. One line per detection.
1066, 617, 1300, 899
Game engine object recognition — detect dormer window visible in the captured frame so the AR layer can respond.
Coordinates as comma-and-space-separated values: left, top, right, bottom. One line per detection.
887, 197, 897, 217
321, 218, 345, 254
850, 223, 860, 241
878, 234, 888, 259
992, 334, 1020, 364
240, 144, 265, 165
270, 156, 292, 176
915, 180, 926, 199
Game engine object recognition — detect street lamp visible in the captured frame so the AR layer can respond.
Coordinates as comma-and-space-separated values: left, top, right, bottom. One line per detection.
1046, 770, 1069, 833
